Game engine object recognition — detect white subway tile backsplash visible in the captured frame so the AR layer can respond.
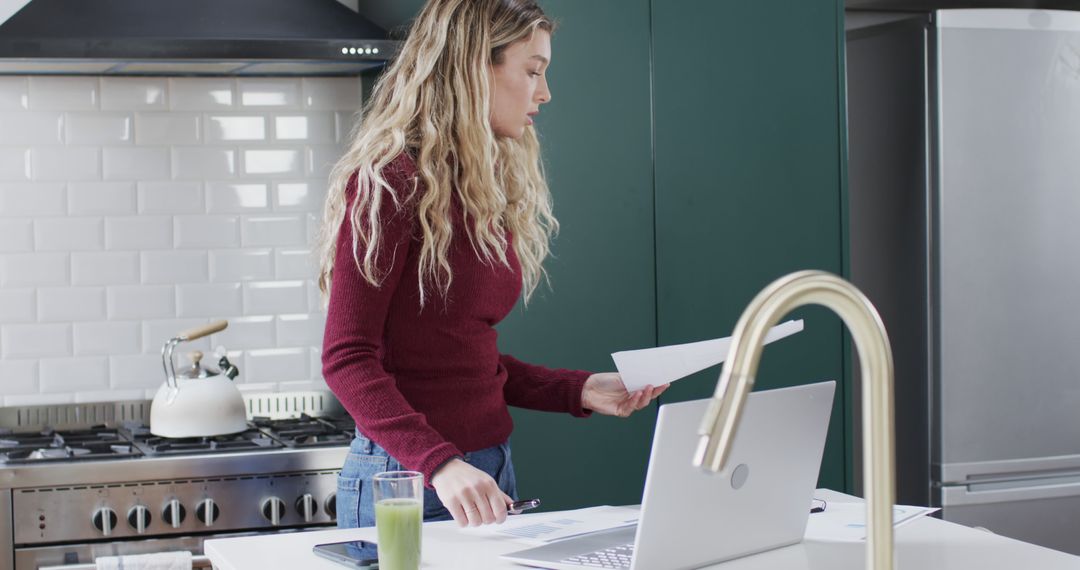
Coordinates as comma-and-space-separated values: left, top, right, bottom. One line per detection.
173, 148, 236, 180
72, 252, 139, 285
1, 73, 360, 404
40, 356, 108, 392
274, 113, 335, 143
0, 289, 35, 322
0, 219, 33, 252
0, 112, 63, 144
243, 281, 306, 314
34, 217, 104, 251
68, 182, 136, 215
274, 181, 324, 211
174, 215, 240, 249
135, 112, 201, 145
209, 249, 273, 282
243, 148, 303, 176
0, 252, 68, 286
75, 389, 145, 403
31, 147, 100, 181
1, 323, 71, 357
110, 353, 164, 389
241, 215, 306, 247
66, 113, 133, 145
0, 359, 38, 394
141, 251, 208, 284
307, 145, 344, 179
335, 111, 360, 143
73, 321, 140, 355
105, 216, 173, 249
106, 285, 175, 319
143, 319, 210, 355
206, 115, 266, 142
137, 181, 203, 214
209, 315, 274, 349
301, 78, 361, 110
0, 77, 29, 110
101, 77, 167, 110
4, 393, 74, 406
245, 347, 309, 383
307, 282, 323, 313
277, 313, 325, 347
0, 182, 65, 216
239, 79, 300, 108
28, 77, 98, 110
169, 78, 235, 110
103, 147, 171, 180
0, 148, 31, 180
274, 248, 314, 280
37, 287, 106, 321
206, 182, 269, 213
176, 283, 242, 317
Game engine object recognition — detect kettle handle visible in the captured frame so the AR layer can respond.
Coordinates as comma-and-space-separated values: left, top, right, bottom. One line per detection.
179, 320, 228, 341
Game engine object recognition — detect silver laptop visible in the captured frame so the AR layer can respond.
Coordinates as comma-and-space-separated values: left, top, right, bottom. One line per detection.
502, 381, 835, 570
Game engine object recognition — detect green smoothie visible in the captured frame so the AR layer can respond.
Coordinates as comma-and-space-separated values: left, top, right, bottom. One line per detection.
375, 498, 422, 570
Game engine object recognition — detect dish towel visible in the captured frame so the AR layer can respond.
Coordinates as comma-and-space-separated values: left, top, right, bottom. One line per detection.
94, 551, 193, 570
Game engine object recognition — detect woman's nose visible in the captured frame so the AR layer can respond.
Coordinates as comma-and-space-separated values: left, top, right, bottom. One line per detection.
536, 76, 552, 104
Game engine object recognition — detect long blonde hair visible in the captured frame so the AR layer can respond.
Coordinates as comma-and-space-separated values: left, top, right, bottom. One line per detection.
316, 0, 558, 307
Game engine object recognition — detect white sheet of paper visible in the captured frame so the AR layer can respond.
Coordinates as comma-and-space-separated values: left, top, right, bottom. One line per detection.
459, 505, 639, 546
804, 501, 940, 542
612, 319, 805, 392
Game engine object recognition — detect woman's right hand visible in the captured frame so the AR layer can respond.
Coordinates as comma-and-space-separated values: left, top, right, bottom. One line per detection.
431, 458, 513, 527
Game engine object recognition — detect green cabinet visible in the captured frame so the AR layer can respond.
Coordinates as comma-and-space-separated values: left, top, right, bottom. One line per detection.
651, 0, 849, 491
498, 0, 657, 512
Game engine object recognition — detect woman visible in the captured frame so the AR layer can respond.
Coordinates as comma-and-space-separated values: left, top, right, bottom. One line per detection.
318, 0, 667, 530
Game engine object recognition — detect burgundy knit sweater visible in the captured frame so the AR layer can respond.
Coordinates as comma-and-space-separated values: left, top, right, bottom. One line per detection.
322, 154, 592, 486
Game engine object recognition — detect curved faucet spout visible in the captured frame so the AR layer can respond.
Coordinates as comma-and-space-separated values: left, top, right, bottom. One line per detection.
693, 270, 895, 570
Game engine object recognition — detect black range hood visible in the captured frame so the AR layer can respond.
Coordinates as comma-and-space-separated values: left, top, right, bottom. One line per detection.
0, 0, 401, 76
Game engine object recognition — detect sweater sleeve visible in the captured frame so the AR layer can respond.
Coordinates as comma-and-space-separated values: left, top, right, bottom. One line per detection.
322, 173, 463, 487
500, 353, 593, 418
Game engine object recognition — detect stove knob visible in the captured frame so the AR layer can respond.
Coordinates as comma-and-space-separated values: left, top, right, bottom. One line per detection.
127, 505, 152, 534
324, 492, 337, 519
261, 497, 286, 526
296, 493, 316, 522
195, 498, 220, 527
162, 499, 186, 528
91, 508, 118, 537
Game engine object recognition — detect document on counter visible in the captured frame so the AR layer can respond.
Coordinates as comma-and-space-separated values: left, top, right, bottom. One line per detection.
612, 319, 805, 392
459, 505, 640, 546
804, 501, 939, 542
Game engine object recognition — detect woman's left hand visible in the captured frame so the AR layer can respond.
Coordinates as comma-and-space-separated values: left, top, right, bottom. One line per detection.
581, 373, 669, 418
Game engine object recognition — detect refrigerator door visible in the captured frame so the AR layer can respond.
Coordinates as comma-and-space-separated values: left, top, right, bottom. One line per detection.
936, 9, 1080, 467
935, 9, 1080, 552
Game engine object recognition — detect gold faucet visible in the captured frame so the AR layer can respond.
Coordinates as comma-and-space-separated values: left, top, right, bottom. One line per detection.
693, 270, 896, 570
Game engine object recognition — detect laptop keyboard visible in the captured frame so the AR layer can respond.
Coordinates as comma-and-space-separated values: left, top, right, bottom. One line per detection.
561, 543, 634, 569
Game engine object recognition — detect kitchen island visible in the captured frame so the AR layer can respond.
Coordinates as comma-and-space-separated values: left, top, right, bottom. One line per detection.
204, 490, 1080, 569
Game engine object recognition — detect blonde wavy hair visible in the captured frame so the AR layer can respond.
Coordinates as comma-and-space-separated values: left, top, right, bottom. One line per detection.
316, 0, 558, 307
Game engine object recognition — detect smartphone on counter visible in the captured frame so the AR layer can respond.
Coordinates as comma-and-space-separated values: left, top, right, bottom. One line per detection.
312, 539, 379, 569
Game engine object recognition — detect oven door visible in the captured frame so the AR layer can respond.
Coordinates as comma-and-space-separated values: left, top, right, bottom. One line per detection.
15, 535, 219, 570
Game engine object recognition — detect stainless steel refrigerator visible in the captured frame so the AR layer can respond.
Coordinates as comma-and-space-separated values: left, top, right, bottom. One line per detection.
847, 7, 1080, 555
933, 8, 1080, 554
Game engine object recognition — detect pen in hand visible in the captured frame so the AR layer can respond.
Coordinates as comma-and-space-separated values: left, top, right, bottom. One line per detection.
509, 498, 541, 515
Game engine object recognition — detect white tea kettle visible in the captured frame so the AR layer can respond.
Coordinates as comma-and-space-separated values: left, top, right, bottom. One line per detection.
150, 320, 248, 438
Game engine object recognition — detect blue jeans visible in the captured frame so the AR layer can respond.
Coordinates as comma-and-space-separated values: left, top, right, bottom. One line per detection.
336, 430, 518, 529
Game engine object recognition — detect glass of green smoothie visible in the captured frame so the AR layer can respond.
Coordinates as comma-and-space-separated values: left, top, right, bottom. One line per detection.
372, 471, 423, 570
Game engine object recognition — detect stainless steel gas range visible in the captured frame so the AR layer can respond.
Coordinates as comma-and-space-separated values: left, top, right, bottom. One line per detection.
0, 392, 353, 570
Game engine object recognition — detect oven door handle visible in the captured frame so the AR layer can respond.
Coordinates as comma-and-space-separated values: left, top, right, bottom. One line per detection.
39, 554, 212, 569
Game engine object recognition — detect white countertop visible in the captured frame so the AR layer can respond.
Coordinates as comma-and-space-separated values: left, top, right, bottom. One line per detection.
205, 489, 1080, 569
